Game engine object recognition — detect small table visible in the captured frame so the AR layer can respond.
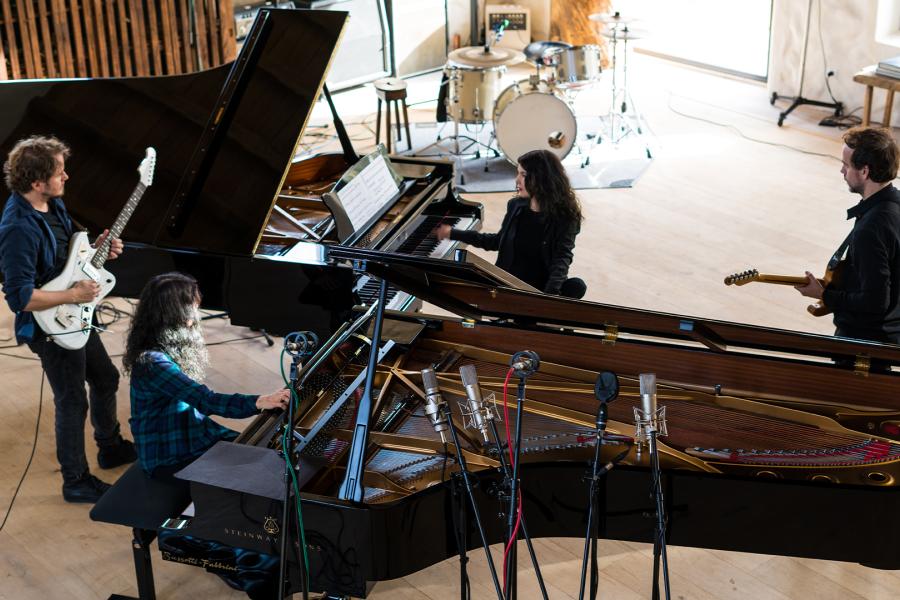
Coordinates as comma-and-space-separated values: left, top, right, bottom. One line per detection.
853, 68, 900, 127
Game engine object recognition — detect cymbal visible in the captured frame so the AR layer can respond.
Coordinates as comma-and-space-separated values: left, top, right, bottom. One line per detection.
448, 45, 526, 68
600, 27, 647, 41
589, 12, 639, 26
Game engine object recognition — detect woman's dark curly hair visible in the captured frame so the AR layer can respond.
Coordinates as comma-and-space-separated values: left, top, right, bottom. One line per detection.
517, 149, 583, 224
3, 135, 71, 195
123, 272, 201, 374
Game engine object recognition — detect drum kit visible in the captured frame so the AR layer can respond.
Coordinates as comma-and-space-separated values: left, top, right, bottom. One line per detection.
434, 11, 647, 166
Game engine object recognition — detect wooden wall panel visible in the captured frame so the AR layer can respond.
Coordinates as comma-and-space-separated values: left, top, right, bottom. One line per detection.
0, 0, 236, 80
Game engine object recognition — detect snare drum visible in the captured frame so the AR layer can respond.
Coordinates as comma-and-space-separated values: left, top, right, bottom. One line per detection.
493, 79, 577, 164
445, 64, 505, 123
547, 45, 601, 88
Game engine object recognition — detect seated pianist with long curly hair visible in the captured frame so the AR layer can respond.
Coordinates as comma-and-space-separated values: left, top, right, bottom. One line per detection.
122, 272, 289, 483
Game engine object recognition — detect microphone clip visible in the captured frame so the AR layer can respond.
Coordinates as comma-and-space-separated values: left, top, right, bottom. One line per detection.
633, 405, 668, 445
510, 350, 540, 378
458, 391, 500, 440
284, 330, 319, 358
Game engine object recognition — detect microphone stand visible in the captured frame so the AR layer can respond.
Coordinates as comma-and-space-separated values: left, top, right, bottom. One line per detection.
577, 371, 621, 600
648, 421, 671, 600
504, 350, 540, 600
487, 417, 548, 600
278, 332, 317, 600
443, 402, 505, 600
578, 401, 606, 600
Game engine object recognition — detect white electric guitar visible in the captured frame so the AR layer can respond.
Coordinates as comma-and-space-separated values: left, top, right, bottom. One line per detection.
34, 148, 156, 349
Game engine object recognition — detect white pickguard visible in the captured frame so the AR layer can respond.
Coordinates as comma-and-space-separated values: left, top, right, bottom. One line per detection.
32, 231, 116, 350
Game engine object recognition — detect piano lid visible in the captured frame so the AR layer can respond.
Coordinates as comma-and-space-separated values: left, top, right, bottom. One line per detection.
0, 9, 348, 257
326, 245, 900, 365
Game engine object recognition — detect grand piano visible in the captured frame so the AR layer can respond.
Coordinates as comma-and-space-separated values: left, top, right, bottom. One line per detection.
160, 246, 900, 597
0, 8, 482, 341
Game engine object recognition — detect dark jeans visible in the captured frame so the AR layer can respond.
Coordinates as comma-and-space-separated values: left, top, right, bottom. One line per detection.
28, 330, 121, 483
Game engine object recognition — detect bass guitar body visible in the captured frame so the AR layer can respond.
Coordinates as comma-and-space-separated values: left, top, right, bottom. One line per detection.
32, 232, 116, 349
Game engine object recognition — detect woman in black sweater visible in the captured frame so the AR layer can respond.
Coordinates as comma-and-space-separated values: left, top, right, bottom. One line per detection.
436, 149, 585, 298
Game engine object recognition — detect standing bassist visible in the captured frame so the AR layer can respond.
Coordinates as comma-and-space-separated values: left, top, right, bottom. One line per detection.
796, 126, 900, 344
0, 136, 136, 503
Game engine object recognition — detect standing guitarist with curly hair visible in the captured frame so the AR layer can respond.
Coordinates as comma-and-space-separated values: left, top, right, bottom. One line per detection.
0, 136, 135, 503
796, 126, 900, 344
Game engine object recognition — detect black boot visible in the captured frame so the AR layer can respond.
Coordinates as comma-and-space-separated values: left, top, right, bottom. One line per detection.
62, 472, 112, 503
98, 437, 137, 469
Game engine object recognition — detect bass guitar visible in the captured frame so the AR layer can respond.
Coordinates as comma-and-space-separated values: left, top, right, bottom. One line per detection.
33, 148, 156, 349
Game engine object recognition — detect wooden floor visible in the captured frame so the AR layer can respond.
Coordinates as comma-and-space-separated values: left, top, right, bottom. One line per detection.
2, 54, 899, 599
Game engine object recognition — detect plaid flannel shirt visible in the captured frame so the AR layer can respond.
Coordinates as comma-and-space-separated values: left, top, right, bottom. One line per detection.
129, 351, 260, 475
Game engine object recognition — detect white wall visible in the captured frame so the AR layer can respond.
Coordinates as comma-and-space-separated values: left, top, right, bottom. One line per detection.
768, 0, 900, 122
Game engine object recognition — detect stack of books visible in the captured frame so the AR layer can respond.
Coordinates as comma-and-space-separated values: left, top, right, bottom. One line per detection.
876, 56, 900, 79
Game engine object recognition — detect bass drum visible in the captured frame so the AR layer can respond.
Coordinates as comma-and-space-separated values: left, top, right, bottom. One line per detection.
493, 79, 577, 164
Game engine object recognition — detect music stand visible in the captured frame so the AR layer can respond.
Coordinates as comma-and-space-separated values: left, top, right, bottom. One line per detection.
770, 0, 843, 126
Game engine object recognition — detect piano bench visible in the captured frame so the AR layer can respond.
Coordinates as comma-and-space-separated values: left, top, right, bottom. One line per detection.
90, 463, 191, 600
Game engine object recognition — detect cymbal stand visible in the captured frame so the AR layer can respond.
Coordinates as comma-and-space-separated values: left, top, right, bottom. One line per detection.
606, 26, 646, 145
504, 350, 542, 600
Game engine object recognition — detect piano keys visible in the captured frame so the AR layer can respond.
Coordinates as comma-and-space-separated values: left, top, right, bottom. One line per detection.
163, 246, 900, 597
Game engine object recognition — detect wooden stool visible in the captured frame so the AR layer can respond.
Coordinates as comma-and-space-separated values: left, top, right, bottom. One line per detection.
853, 68, 900, 128
374, 77, 412, 153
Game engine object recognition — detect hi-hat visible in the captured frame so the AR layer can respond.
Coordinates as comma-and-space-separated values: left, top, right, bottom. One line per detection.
448, 45, 526, 68
589, 12, 639, 26
600, 27, 647, 41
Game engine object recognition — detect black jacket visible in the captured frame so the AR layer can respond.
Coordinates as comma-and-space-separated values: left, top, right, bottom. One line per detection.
450, 197, 579, 294
823, 184, 900, 343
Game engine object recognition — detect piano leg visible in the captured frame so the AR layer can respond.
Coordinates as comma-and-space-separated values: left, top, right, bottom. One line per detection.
109, 528, 157, 600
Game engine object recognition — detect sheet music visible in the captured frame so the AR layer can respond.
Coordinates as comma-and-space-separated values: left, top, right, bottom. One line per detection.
336, 154, 400, 231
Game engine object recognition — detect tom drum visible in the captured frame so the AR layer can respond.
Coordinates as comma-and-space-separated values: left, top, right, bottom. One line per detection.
445, 64, 506, 123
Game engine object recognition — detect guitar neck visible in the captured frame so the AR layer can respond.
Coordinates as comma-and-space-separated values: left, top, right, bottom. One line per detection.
91, 182, 146, 269
754, 274, 808, 286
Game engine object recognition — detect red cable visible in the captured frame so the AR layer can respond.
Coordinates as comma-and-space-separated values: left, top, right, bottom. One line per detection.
501, 367, 524, 591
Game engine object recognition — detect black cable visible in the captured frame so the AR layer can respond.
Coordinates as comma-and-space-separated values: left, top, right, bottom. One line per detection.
0, 371, 43, 533
205, 334, 268, 347
667, 92, 841, 161
816, 0, 840, 106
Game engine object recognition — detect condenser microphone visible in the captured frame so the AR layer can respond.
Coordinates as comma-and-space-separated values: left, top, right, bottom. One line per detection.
638, 372, 658, 435
459, 364, 492, 442
421, 368, 449, 443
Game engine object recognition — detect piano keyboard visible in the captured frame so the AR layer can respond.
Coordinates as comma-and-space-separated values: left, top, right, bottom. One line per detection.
355, 214, 476, 309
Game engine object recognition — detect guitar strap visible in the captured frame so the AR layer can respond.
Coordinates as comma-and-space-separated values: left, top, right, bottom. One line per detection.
827, 231, 853, 271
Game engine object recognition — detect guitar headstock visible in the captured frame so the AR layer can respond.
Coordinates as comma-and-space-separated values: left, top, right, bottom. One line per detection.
724, 268, 760, 286
137, 147, 157, 187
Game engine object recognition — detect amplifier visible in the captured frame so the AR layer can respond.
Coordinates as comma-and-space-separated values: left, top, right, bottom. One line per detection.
484, 4, 530, 50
